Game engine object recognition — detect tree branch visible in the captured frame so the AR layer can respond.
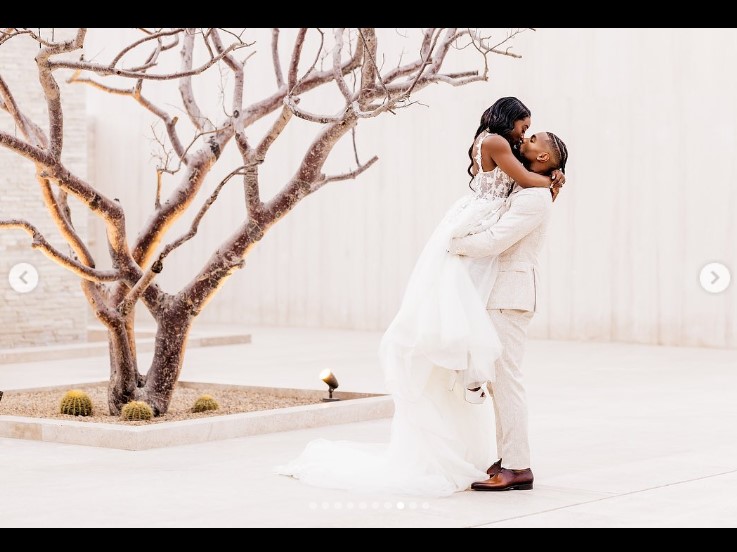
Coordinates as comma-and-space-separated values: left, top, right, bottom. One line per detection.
238, 106, 293, 216
310, 155, 379, 192
126, 32, 178, 74
384, 28, 437, 84
0, 219, 119, 282
427, 28, 457, 74
283, 95, 345, 124
332, 28, 353, 104
357, 28, 378, 109
403, 29, 443, 97
0, 129, 56, 165
0, 73, 32, 139
426, 74, 486, 86
117, 260, 161, 316
287, 28, 308, 91
179, 115, 360, 317
0, 73, 49, 147
0, 73, 106, 305
35, 28, 87, 159
110, 28, 183, 68
300, 28, 325, 88
7, 28, 56, 48
234, 134, 256, 215
38, 177, 95, 266
254, 106, 293, 161
272, 28, 284, 88
236, 37, 363, 131
266, 115, 356, 216
474, 27, 529, 58
209, 28, 243, 118
69, 74, 186, 160
40, 177, 115, 317
178, 29, 215, 132
0, 28, 21, 47
49, 40, 247, 81
0, 130, 138, 274
156, 165, 245, 265
131, 149, 216, 266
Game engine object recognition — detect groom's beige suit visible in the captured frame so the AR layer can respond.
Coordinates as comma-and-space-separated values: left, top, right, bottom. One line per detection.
450, 185, 553, 469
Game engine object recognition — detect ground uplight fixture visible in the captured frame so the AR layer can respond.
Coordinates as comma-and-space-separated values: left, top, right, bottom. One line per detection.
320, 369, 340, 402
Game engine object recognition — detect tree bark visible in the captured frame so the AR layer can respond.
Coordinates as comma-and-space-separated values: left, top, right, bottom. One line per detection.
105, 307, 191, 416
107, 318, 139, 415
138, 309, 192, 415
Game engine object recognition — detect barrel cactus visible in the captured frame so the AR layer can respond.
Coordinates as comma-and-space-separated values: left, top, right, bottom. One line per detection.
120, 400, 153, 421
192, 394, 219, 413
60, 390, 93, 417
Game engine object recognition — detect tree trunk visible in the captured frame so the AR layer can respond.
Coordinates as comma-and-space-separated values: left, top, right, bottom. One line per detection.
106, 309, 192, 416
107, 319, 140, 415
139, 315, 192, 415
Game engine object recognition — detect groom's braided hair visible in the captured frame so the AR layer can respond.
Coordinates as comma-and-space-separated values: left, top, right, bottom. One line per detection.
546, 132, 568, 174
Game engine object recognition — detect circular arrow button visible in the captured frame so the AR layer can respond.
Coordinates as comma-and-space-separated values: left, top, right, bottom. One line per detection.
8, 262, 39, 294
699, 262, 731, 294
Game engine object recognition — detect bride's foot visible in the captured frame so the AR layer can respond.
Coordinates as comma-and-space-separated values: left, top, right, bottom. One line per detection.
465, 385, 486, 404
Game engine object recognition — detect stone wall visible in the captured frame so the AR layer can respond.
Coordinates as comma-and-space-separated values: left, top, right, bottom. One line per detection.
0, 30, 89, 348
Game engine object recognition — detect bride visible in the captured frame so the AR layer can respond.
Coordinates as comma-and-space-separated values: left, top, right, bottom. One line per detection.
275, 97, 561, 497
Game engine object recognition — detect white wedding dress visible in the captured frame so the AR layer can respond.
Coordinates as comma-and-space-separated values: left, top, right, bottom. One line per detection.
275, 132, 515, 497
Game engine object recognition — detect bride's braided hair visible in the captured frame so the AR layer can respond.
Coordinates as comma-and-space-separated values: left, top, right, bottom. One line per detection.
467, 97, 531, 180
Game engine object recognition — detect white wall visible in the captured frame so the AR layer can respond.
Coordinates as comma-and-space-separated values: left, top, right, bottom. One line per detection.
85, 28, 737, 349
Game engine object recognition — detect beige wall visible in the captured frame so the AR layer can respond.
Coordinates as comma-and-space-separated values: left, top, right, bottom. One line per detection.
0, 30, 89, 348
84, 28, 737, 348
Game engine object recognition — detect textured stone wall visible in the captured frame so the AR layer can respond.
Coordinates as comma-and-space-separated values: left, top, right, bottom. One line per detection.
0, 30, 89, 348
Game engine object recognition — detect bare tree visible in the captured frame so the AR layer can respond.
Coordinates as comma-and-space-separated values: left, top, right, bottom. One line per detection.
0, 27, 528, 415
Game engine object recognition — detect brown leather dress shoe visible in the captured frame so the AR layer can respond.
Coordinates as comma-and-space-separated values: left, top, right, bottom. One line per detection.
471, 467, 534, 491
486, 458, 502, 476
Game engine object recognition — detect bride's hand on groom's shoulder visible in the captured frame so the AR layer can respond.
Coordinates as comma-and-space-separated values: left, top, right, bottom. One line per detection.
550, 170, 566, 202
551, 185, 562, 202
551, 169, 566, 187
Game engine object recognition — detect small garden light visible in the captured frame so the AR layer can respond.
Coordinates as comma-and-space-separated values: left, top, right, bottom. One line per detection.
320, 369, 340, 402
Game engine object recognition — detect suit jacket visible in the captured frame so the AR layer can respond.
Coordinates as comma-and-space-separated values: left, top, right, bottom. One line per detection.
449, 186, 552, 312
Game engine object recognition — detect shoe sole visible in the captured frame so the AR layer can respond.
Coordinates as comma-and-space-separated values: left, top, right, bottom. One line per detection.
471, 483, 533, 491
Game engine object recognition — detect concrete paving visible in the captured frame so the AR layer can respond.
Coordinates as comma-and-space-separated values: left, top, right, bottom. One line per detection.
1, 326, 736, 527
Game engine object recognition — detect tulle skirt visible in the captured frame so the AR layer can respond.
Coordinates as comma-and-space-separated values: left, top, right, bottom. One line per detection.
274, 366, 495, 497
275, 194, 507, 496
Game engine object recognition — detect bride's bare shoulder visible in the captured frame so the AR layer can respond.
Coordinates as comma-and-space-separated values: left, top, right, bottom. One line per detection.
480, 133, 510, 154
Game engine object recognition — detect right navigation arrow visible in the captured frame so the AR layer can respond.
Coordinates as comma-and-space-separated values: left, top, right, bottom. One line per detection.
700, 262, 731, 294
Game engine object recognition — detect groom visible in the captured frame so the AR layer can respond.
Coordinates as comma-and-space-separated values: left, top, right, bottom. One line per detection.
449, 131, 568, 491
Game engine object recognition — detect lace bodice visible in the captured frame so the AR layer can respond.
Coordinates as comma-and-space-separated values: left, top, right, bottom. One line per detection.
469, 131, 514, 200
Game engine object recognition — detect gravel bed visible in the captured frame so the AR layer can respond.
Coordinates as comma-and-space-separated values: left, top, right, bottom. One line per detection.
0, 383, 322, 425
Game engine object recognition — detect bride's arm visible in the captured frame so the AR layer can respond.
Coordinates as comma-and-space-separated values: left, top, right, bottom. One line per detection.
483, 134, 552, 189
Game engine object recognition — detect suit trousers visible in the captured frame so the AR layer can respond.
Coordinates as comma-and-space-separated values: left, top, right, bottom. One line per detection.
487, 308, 535, 469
